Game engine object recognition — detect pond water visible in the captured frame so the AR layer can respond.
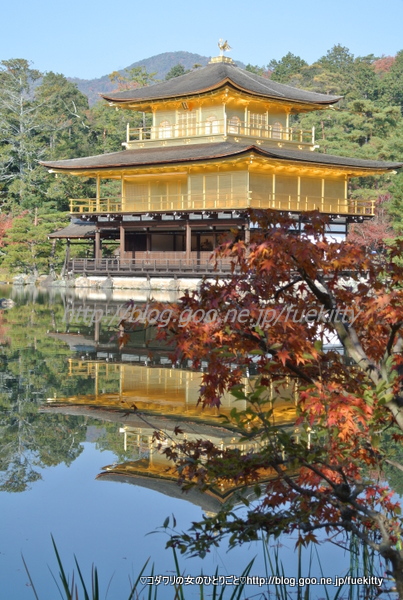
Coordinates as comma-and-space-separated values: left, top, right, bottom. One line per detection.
0, 286, 390, 600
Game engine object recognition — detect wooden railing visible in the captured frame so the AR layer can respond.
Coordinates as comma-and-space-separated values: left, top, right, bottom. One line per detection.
67, 257, 235, 277
69, 193, 375, 216
126, 119, 315, 145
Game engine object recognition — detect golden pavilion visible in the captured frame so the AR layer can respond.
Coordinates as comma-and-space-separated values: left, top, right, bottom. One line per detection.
42, 49, 403, 278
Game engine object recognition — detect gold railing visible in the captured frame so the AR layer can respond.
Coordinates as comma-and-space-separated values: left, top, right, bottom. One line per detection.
70, 193, 375, 216
70, 197, 122, 214
127, 119, 315, 145
68, 359, 120, 377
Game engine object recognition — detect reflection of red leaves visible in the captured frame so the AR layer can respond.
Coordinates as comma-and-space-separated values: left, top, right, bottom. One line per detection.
0, 313, 10, 346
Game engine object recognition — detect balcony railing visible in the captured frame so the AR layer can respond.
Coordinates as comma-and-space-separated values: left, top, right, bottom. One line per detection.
70, 193, 375, 217
126, 119, 315, 146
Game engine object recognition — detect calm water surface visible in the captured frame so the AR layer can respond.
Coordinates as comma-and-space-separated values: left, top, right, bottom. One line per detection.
0, 286, 378, 599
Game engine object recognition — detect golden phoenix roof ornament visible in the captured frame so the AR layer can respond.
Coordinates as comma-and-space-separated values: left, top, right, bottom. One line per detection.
218, 39, 232, 56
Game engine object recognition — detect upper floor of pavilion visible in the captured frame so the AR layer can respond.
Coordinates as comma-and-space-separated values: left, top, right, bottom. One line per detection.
102, 55, 342, 152
41, 48, 403, 220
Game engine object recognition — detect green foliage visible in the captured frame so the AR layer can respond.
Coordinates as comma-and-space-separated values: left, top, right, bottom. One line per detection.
35, 71, 91, 159
389, 171, 403, 232
165, 64, 189, 80
0, 59, 43, 209
108, 66, 157, 91
282, 47, 403, 219
0, 209, 68, 274
90, 100, 148, 154
268, 52, 308, 84
245, 64, 266, 76
317, 44, 355, 76
381, 50, 403, 111
0, 60, 93, 212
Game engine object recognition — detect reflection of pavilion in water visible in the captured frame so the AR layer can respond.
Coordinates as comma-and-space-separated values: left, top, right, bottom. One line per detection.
44, 357, 297, 510
46, 319, 298, 509
49, 307, 298, 424
61, 358, 298, 424
97, 422, 278, 513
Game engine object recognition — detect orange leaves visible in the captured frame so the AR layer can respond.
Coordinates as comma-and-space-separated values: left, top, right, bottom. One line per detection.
298, 384, 374, 453
118, 331, 130, 350
276, 348, 291, 366
296, 532, 318, 547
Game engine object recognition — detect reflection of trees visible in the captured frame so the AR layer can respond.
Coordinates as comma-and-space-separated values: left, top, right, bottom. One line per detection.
0, 386, 87, 492
94, 424, 131, 463
0, 294, 190, 492
0, 298, 96, 491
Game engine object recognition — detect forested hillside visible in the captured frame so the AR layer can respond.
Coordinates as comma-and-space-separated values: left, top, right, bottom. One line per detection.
0, 46, 402, 276
69, 51, 213, 105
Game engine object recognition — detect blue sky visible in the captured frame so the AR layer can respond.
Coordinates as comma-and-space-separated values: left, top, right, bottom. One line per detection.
2, 0, 403, 80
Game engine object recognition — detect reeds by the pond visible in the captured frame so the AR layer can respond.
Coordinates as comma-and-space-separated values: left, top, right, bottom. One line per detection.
23, 534, 393, 600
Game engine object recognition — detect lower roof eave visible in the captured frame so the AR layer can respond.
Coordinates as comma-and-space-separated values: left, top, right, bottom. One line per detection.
40, 142, 403, 175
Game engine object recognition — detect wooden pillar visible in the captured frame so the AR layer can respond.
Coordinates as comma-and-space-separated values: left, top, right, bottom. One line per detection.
119, 223, 125, 259
321, 178, 325, 212
66, 239, 71, 264
186, 221, 191, 262
94, 319, 100, 344
121, 175, 125, 211
96, 174, 101, 211
244, 223, 250, 246
297, 176, 301, 211
95, 230, 101, 259
62, 238, 71, 277
95, 362, 99, 398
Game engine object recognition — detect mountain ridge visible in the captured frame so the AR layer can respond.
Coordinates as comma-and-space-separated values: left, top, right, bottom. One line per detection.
68, 51, 245, 105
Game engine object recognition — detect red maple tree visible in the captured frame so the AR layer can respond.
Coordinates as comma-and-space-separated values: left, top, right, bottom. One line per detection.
121, 210, 403, 595
347, 194, 394, 250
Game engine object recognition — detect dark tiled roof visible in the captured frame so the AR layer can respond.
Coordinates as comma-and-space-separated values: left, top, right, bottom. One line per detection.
41, 142, 403, 173
102, 62, 341, 106
48, 221, 96, 238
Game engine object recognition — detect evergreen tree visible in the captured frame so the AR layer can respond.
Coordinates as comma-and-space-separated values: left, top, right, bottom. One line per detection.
268, 52, 308, 84
317, 44, 355, 76
165, 64, 189, 79
0, 59, 43, 210
382, 50, 403, 112
245, 64, 266, 76
1, 209, 68, 275
108, 66, 157, 91
35, 71, 91, 159
90, 99, 144, 154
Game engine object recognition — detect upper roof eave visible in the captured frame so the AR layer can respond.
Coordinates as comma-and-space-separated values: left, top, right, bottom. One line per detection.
102, 79, 341, 109
100, 62, 342, 108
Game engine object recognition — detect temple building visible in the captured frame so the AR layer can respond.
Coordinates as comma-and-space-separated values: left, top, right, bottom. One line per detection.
42, 49, 403, 279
